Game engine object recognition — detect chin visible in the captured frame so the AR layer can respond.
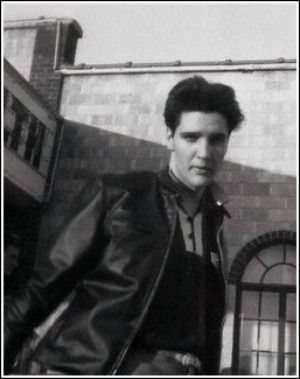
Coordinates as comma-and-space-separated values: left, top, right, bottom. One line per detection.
191, 176, 213, 188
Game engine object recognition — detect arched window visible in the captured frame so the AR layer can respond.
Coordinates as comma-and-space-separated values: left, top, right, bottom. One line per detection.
229, 231, 296, 375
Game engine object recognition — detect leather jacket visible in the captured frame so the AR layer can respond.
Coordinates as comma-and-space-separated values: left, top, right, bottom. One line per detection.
5, 168, 229, 375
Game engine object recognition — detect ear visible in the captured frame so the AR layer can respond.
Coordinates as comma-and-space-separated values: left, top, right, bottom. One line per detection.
166, 127, 174, 151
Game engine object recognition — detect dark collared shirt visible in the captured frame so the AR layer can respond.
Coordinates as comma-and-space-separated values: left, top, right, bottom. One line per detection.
135, 171, 208, 357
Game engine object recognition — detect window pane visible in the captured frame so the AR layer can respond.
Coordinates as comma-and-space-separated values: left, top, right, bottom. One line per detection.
240, 320, 258, 350
285, 354, 296, 375
242, 291, 259, 318
260, 292, 279, 320
239, 352, 257, 375
285, 323, 296, 353
39, 157, 50, 176
263, 265, 296, 285
257, 352, 277, 375
286, 293, 296, 321
259, 321, 278, 352
257, 244, 283, 266
285, 245, 296, 265
242, 257, 266, 283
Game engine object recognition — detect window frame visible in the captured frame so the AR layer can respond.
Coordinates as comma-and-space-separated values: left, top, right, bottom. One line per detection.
229, 231, 296, 375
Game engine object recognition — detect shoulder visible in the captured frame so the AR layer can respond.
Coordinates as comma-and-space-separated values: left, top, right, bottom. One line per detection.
61, 171, 158, 224
102, 170, 157, 192
78, 171, 158, 211
102, 171, 160, 215
78, 171, 157, 195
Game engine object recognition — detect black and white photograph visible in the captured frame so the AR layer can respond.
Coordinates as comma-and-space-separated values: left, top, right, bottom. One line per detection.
2, 1, 298, 376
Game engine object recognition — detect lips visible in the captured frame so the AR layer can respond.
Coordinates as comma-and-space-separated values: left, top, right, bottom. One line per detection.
191, 166, 213, 175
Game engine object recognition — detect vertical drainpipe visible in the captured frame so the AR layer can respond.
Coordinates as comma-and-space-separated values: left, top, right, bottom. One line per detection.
44, 20, 64, 202
53, 20, 62, 70
44, 117, 64, 202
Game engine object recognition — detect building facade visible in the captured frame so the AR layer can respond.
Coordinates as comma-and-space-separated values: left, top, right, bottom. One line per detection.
3, 18, 297, 375
4, 59, 63, 293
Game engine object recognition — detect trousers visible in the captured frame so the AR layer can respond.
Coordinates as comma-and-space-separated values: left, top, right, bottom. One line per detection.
13, 348, 202, 376
117, 348, 202, 376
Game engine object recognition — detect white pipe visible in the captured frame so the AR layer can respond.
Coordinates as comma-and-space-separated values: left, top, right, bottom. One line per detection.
57, 62, 296, 76
44, 120, 64, 202
53, 20, 61, 70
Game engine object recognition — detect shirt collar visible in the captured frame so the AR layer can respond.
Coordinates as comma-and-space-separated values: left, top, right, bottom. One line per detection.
209, 182, 231, 218
210, 181, 229, 207
158, 166, 231, 218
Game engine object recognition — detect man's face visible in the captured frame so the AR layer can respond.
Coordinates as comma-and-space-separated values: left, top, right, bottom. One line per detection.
167, 111, 229, 190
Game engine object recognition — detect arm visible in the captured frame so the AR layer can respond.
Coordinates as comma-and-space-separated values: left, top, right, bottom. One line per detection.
4, 178, 108, 373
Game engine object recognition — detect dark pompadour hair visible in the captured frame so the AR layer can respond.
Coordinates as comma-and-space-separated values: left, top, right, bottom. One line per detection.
164, 76, 244, 134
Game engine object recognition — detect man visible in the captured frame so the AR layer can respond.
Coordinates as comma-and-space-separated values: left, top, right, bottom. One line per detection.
5, 76, 244, 375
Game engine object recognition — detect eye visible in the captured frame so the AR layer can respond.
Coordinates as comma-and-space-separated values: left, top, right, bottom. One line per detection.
184, 135, 197, 142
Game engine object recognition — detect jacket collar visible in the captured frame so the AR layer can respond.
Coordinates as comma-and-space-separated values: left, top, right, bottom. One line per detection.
158, 166, 231, 218
208, 182, 231, 218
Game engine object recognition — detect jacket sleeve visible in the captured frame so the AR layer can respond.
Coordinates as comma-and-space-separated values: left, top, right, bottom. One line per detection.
4, 178, 108, 373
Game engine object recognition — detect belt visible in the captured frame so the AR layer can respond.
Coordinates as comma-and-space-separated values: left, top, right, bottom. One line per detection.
156, 350, 202, 373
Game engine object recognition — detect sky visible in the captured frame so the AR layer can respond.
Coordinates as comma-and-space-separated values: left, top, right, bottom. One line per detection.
3, 2, 298, 65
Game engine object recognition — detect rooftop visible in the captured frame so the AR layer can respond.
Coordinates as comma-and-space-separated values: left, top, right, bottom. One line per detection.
4, 17, 83, 37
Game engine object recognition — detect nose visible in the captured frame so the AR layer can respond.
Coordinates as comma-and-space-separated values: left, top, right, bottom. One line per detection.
196, 138, 210, 159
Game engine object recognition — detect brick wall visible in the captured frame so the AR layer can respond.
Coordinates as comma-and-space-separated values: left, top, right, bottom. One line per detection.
4, 19, 82, 112
29, 21, 82, 111
28, 23, 62, 111
42, 68, 296, 272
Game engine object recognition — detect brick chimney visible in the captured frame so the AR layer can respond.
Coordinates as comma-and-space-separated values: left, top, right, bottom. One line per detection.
4, 18, 82, 111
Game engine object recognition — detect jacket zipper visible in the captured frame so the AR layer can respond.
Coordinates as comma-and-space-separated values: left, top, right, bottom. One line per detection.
110, 195, 178, 375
